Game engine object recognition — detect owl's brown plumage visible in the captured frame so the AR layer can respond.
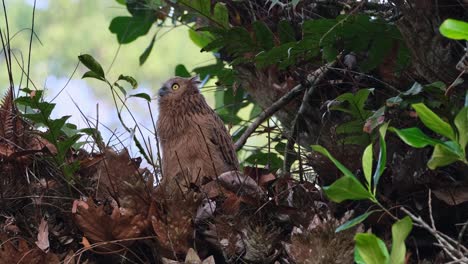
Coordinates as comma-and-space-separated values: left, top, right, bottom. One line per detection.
157, 76, 239, 195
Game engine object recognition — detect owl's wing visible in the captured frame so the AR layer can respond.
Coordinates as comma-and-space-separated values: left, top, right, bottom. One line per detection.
196, 111, 239, 171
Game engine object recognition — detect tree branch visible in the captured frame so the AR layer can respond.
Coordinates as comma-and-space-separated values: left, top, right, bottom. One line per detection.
283, 59, 339, 175
234, 83, 306, 151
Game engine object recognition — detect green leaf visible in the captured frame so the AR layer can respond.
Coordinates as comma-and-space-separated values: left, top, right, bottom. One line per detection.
139, 33, 156, 65
253, 21, 275, 51
336, 211, 376, 233
322, 45, 338, 62
245, 152, 283, 168
333, 89, 372, 120
373, 123, 388, 191
129, 93, 152, 102
57, 134, 81, 156
455, 107, 468, 150
311, 145, 355, 178
114, 82, 126, 96
362, 143, 373, 190
439, 19, 468, 40
323, 176, 373, 203
189, 29, 215, 50
354, 249, 366, 264
115, 0, 125, 5
339, 134, 370, 146
213, 2, 229, 28
389, 216, 413, 264
412, 103, 455, 141
109, 15, 154, 44
118, 75, 138, 89
360, 35, 393, 72
355, 233, 389, 264
427, 143, 462, 169
180, 0, 210, 17
82, 71, 106, 81
336, 120, 364, 135
49, 116, 71, 134
78, 54, 105, 78
278, 20, 296, 43
175, 64, 191, 78
390, 127, 442, 148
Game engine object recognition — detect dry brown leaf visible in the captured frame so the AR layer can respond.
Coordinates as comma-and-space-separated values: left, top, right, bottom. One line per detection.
35, 218, 50, 253
433, 186, 468, 205
72, 199, 149, 252
82, 148, 152, 215
150, 191, 200, 257
0, 234, 59, 264
259, 173, 276, 187
184, 248, 202, 263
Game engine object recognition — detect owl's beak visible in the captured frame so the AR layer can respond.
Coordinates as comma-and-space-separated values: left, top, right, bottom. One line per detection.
158, 86, 170, 97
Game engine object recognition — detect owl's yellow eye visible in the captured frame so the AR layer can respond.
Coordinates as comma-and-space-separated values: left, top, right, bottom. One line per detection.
171, 83, 180, 90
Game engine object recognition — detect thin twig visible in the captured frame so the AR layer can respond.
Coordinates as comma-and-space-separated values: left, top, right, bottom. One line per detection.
234, 83, 306, 151
284, 58, 339, 173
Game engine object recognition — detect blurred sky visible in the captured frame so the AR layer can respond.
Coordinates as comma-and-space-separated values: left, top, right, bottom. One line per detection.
0, 0, 214, 157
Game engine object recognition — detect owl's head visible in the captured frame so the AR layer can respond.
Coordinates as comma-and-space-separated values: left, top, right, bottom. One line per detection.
158, 76, 201, 101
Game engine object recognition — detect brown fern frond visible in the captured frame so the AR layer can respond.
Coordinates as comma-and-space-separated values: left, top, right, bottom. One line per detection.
0, 88, 27, 148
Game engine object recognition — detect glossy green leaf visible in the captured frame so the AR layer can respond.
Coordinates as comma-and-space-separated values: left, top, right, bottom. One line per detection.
355, 233, 389, 264
253, 21, 275, 51
373, 123, 388, 191
354, 249, 365, 264
439, 19, 468, 40
175, 64, 191, 78
78, 54, 105, 78
189, 29, 215, 50
336, 120, 363, 135
118, 75, 138, 89
109, 15, 154, 44
412, 103, 455, 141
323, 176, 373, 203
360, 35, 393, 72
427, 143, 461, 169
339, 134, 370, 146
180, 0, 210, 17
455, 107, 468, 149
336, 210, 376, 233
139, 33, 156, 65
213, 2, 229, 28
311, 145, 355, 178
362, 143, 373, 189
82, 71, 106, 81
322, 45, 339, 62
390, 127, 442, 148
278, 20, 296, 43
389, 216, 413, 264
129, 93, 152, 102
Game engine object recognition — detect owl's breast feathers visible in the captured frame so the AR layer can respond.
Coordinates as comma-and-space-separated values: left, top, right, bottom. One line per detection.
157, 92, 239, 190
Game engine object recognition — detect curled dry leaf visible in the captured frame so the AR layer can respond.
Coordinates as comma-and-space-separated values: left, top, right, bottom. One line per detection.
150, 191, 200, 257
284, 213, 362, 264
72, 199, 150, 252
0, 234, 60, 264
433, 186, 468, 205
35, 218, 50, 253
81, 148, 152, 216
